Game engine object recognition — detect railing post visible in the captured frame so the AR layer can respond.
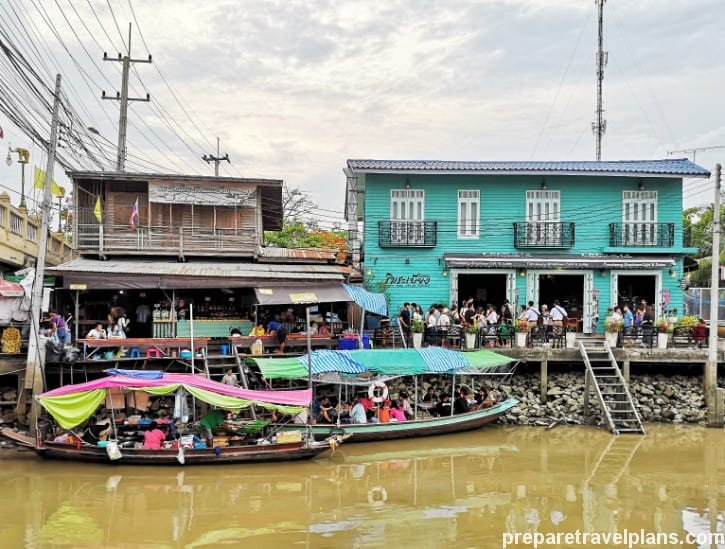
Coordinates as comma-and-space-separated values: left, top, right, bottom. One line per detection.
179, 227, 184, 259
98, 224, 104, 257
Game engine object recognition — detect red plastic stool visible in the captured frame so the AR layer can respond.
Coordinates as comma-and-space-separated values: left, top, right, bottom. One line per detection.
146, 348, 162, 358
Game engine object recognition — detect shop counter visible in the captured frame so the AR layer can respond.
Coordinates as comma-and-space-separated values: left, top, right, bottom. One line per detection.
176, 319, 253, 338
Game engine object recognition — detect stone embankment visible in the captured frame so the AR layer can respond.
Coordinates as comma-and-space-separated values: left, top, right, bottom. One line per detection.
496, 372, 709, 427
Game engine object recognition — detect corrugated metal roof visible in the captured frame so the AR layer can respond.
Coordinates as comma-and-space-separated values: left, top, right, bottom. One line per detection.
257, 247, 337, 262
48, 258, 348, 279
347, 158, 710, 178
67, 170, 283, 187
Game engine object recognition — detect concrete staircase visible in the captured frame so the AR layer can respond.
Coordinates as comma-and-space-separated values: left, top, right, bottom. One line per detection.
579, 340, 645, 435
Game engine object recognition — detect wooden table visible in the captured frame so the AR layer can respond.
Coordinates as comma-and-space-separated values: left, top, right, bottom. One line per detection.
79, 337, 210, 360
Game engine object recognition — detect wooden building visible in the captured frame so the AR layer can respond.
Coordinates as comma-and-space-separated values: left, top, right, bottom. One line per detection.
71, 171, 283, 260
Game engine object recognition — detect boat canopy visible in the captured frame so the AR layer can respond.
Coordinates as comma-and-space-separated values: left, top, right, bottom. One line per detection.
37, 372, 312, 429
249, 348, 515, 380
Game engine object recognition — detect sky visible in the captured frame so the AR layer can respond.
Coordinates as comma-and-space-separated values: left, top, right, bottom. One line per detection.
1, 0, 724, 226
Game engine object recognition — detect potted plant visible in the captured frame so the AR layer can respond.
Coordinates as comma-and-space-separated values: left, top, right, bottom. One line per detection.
411, 318, 424, 348
465, 324, 477, 349
656, 319, 672, 349
515, 320, 529, 348
603, 318, 622, 348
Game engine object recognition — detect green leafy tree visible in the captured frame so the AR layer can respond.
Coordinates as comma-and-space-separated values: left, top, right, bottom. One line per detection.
683, 205, 725, 286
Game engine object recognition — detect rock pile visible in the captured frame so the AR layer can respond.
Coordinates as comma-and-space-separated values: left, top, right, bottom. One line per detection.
497, 372, 710, 427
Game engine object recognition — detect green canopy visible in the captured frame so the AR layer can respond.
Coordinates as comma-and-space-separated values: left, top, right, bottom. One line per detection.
249, 357, 308, 380
459, 350, 515, 371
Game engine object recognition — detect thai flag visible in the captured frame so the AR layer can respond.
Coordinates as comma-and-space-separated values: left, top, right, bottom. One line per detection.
129, 197, 139, 229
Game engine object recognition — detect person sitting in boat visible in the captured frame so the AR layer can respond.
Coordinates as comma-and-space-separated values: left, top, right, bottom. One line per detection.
475, 386, 496, 409
453, 389, 471, 415
318, 323, 330, 336
86, 322, 107, 339
434, 393, 452, 416
249, 323, 266, 337
422, 387, 438, 407
397, 392, 414, 420
389, 400, 407, 422
316, 396, 336, 424
143, 421, 166, 449
349, 395, 367, 424
308, 320, 318, 335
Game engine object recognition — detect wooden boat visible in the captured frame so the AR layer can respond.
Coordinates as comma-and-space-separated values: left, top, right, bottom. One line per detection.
0, 370, 345, 465
1, 428, 335, 465
282, 398, 518, 443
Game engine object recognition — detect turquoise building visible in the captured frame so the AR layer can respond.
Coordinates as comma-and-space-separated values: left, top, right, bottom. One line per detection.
343, 159, 710, 333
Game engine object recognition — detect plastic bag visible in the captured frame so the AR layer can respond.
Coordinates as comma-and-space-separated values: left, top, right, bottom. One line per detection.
106, 440, 123, 461
251, 338, 263, 356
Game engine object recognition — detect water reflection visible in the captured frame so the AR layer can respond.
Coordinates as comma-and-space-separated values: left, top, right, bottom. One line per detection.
1, 425, 724, 548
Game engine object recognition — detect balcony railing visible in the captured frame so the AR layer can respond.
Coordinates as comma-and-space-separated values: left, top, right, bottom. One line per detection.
378, 220, 437, 247
77, 224, 257, 258
609, 222, 675, 247
513, 222, 575, 248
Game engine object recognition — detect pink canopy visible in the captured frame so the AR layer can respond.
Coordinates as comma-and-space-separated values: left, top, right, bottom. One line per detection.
0, 279, 24, 297
40, 373, 312, 407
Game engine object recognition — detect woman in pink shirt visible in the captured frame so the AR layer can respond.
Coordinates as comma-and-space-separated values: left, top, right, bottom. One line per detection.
143, 421, 166, 449
389, 401, 407, 422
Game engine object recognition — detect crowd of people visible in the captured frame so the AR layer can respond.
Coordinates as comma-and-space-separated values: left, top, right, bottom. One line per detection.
309, 384, 499, 425
397, 298, 569, 347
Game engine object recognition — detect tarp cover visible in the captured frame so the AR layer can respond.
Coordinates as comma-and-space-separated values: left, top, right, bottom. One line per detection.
254, 284, 388, 316
37, 373, 311, 429
250, 348, 514, 380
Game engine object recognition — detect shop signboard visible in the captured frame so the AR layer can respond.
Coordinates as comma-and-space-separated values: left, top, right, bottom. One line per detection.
148, 180, 257, 206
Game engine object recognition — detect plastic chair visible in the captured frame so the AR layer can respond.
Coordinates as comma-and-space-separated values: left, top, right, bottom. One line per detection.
129, 347, 141, 358
146, 348, 162, 358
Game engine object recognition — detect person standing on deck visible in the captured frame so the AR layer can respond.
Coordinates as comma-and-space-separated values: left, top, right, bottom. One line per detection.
398, 302, 411, 345
221, 369, 238, 387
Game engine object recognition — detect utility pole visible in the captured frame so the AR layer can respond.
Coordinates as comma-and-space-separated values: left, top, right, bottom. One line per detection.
667, 146, 725, 164
706, 163, 723, 428
23, 74, 62, 436
102, 23, 152, 172
592, 0, 607, 161
202, 137, 230, 176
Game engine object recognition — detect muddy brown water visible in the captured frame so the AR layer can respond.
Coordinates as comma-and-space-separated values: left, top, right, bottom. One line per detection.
0, 425, 723, 548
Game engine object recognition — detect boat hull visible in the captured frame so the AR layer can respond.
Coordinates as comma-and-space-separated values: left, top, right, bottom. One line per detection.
1, 428, 330, 465
284, 399, 518, 443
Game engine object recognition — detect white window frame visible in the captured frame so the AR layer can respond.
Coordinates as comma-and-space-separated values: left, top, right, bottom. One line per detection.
390, 189, 425, 245
525, 190, 561, 245
457, 190, 480, 239
622, 191, 657, 245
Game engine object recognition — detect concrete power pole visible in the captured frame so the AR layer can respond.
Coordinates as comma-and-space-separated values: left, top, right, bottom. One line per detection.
23, 74, 62, 435
202, 137, 230, 176
592, 0, 607, 161
706, 163, 723, 427
102, 23, 152, 172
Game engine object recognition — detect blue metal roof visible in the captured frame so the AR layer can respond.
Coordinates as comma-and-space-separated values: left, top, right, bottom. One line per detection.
347, 158, 710, 177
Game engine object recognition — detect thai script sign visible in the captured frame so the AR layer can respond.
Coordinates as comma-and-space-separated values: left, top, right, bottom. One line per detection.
384, 273, 431, 286
148, 181, 257, 206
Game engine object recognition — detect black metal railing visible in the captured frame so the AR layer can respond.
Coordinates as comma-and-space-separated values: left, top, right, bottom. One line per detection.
513, 222, 575, 248
609, 222, 674, 247
683, 225, 692, 247
378, 220, 437, 247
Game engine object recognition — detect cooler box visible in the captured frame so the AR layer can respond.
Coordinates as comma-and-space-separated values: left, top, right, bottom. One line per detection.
362, 334, 371, 349
338, 337, 359, 350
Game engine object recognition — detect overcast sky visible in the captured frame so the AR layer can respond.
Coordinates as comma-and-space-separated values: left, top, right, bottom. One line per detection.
1, 0, 724, 223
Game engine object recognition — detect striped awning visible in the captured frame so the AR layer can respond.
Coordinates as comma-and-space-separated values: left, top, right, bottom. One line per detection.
249, 348, 513, 380
343, 284, 388, 316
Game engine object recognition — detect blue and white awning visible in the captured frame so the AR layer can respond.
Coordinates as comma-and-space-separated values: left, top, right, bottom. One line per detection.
343, 284, 388, 316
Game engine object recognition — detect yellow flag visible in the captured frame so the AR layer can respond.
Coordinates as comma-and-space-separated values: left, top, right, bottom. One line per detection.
33, 166, 65, 197
94, 197, 102, 223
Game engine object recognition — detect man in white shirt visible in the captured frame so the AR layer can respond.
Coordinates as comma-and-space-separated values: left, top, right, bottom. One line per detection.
550, 300, 567, 326
221, 369, 239, 387
525, 301, 540, 328
86, 323, 107, 339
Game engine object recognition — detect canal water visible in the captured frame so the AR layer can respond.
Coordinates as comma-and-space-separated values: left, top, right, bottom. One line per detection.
1, 425, 723, 548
